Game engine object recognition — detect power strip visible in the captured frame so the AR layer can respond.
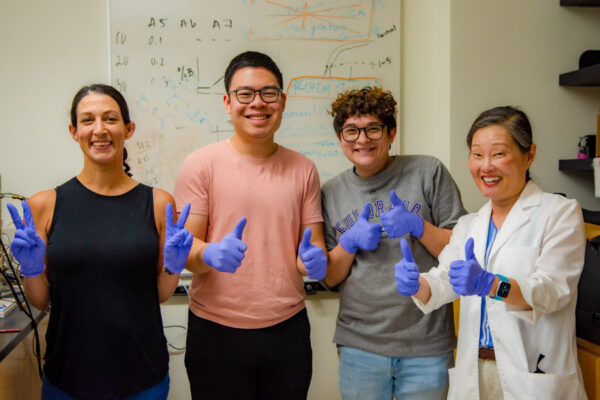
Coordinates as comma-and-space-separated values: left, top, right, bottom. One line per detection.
0, 299, 16, 318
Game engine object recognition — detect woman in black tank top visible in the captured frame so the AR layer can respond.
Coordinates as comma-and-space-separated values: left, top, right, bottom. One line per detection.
6, 84, 193, 400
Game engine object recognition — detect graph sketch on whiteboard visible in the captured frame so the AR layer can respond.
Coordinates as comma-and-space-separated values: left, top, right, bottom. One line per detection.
109, 0, 400, 192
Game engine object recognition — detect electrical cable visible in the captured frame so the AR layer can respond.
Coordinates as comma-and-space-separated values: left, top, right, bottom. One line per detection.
0, 240, 30, 317
0, 235, 44, 379
0, 193, 27, 200
163, 324, 187, 351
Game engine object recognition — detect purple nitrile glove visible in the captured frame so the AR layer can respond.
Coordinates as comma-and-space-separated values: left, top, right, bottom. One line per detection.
381, 190, 424, 238
395, 238, 420, 296
338, 203, 382, 253
203, 217, 247, 273
298, 228, 327, 280
163, 203, 193, 274
6, 200, 46, 277
448, 238, 495, 297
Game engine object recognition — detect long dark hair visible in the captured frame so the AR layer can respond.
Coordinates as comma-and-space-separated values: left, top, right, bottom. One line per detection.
70, 84, 133, 177
467, 106, 533, 181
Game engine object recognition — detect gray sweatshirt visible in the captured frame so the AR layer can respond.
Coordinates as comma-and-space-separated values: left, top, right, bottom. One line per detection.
322, 155, 466, 357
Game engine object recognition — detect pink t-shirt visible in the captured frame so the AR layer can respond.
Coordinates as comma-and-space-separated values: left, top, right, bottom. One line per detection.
174, 140, 323, 328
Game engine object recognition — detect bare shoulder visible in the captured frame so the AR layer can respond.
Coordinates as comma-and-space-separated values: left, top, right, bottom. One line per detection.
28, 189, 56, 213
152, 188, 175, 210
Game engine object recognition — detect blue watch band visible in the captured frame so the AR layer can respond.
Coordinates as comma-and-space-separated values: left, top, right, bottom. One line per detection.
491, 274, 510, 301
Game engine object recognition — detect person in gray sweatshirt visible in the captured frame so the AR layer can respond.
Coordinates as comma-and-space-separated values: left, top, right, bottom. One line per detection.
321, 86, 466, 400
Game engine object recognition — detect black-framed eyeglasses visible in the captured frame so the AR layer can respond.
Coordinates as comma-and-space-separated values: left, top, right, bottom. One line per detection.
339, 124, 386, 142
228, 87, 282, 104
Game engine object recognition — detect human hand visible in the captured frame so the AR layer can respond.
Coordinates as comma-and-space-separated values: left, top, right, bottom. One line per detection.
298, 228, 327, 280
202, 217, 247, 273
6, 200, 46, 277
163, 203, 193, 275
448, 238, 495, 296
381, 190, 424, 238
394, 238, 420, 296
338, 203, 382, 253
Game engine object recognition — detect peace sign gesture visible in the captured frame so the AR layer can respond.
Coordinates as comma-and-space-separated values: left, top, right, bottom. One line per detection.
6, 200, 46, 277
163, 203, 193, 275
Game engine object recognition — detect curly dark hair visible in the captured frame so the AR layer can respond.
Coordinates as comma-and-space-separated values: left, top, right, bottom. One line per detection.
330, 86, 397, 135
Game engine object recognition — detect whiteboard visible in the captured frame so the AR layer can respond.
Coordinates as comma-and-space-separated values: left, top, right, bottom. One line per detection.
109, 0, 401, 193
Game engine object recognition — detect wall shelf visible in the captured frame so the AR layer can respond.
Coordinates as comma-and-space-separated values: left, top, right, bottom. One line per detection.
561, 0, 600, 6
560, 63, 600, 86
559, 158, 594, 172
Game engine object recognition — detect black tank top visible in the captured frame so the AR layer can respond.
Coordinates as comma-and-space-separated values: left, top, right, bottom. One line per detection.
45, 178, 168, 399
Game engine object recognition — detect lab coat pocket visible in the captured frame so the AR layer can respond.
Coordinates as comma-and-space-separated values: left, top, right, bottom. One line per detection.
493, 247, 539, 278
504, 369, 585, 400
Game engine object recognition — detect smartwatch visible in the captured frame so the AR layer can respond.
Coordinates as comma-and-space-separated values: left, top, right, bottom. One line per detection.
491, 274, 510, 301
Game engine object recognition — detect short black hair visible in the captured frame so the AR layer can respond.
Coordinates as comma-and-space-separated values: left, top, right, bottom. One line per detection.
224, 51, 283, 92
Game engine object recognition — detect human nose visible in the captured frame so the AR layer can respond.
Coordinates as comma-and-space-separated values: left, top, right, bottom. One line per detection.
481, 155, 494, 171
355, 128, 371, 143
91, 118, 106, 134
249, 90, 267, 106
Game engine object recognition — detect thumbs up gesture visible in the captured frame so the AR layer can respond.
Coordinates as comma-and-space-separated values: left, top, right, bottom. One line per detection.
203, 217, 248, 273
338, 203, 382, 254
394, 238, 421, 296
298, 228, 327, 280
381, 190, 424, 238
448, 238, 495, 296
6, 200, 46, 277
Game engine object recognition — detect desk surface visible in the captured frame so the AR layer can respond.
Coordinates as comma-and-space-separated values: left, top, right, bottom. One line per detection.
0, 306, 47, 362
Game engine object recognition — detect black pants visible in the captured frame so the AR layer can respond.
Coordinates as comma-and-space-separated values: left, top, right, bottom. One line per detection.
185, 308, 313, 400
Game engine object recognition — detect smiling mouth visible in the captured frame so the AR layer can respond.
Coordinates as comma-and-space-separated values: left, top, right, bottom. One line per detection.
92, 141, 112, 147
354, 147, 375, 153
246, 115, 269, 120
482, 176, 501, 183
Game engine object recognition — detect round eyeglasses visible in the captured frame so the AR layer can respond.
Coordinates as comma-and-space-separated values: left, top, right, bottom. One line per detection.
339, 124, 386, 142
228, 87, 282, 104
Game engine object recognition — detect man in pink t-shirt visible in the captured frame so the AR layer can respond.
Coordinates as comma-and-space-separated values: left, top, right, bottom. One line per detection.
174, 51, 327, 400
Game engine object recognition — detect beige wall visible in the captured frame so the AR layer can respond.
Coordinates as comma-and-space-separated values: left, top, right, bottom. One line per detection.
402, 0, 452, 167
448, 0, 600, 212
1, 1, 599, 399
0, 1, 108, 199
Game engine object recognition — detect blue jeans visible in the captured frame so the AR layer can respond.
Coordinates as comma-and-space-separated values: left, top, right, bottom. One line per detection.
339, 346, 452, 400
41, 374, 170, 400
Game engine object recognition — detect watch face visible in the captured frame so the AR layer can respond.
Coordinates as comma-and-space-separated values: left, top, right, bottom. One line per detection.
497, 281, 511, 298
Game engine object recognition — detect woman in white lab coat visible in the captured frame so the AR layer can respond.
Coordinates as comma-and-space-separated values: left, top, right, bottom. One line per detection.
394, 106, 587, 399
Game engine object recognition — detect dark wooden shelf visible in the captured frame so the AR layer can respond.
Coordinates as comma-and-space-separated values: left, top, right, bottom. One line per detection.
559, 158, 594, 171
561, 0, 600, 6
560, 63, 600, 86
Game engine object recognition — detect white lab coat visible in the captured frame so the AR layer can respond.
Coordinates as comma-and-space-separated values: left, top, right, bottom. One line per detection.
416, 182, 587, 400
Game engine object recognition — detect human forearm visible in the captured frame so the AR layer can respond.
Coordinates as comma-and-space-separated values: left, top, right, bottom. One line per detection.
322, 244, 354, 287
413, 276, 432, 304
156, 268, 181, 303
24, 274, 50, 311
487, 276, 531, 310
417, 221, 452, 258
185, 238, 212, 274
